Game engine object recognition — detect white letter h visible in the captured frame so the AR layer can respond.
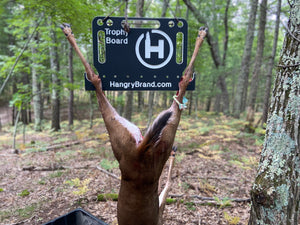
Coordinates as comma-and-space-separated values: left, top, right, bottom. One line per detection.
145, 32, 164, 59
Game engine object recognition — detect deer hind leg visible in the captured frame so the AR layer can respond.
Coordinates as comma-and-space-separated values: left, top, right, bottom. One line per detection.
158, 146, 177, 225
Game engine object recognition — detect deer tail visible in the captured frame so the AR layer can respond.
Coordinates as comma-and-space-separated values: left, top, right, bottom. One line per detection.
137, 111, 172, 153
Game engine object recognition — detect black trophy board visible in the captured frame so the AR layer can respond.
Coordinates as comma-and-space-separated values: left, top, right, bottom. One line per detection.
85, 17, 193, 91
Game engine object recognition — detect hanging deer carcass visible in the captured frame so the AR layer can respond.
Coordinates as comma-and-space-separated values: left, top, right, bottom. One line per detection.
60, 23, 207, 225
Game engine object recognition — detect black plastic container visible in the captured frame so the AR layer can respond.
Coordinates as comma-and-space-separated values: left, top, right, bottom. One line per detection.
43, 208, 108, 225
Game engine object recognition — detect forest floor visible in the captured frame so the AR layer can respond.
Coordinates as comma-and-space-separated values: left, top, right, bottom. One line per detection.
0, 111, 264, 225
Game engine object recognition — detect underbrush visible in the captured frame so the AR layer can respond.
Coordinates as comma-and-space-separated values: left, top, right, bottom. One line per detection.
0, 111, 263, 225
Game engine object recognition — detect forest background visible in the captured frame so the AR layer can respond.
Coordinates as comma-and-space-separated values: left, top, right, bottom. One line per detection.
0, 0, 289, 129
0, 0, 295, 224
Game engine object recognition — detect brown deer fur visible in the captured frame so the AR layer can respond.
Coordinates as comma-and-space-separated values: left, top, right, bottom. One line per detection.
60, 23, 206, 225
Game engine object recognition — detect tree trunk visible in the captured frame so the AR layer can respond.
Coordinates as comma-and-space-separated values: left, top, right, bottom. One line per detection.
49, 25, 60, 131
147, 91, 155, 127
233, 0, 258, 118
246, 0, 268, 123
188, 91, 193, 115
222, 0, 230, 65
13, 107, 21, 150
31, 30, 42, 131
261, 0, 281, 126
124, 91, 133, 121
183, 0, 230, 115
248, 1, 300, 223
68, 44, 74, 129
137, 92, 144, 112
218, 75, 229, 114
21, 107, 28, 125
161, 0, 170, 17
89, 93, 94, 129
206, 97, 211, 112
214, 92, 222, 113
117, 91, 124, 116
21, 72, 30, 125
162, 92, 167, 108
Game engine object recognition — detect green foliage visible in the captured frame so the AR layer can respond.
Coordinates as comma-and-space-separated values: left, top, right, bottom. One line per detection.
210, 144, 220, 151
0, 204, 37, 222
97, 193, 119, 202
9, 84, 31, 109
166, 198, 177, 204
0, 203, 39, 221
223, 211, 240, 225
175, 152, 185, 163
116, 94, 125, 107
63, 83, 80, 91
15, 204, 37, 219
99, 159, 119, 171
0, 0, 287, 114
229, 159, 251, 170
242, 156, 258, 168
49, 171, 64, 179
0, 188, 4, 192
185, 201, 196, 211
78, 148, 94, 157
254, 135, 265, 147
52, 136, 71, 144
25, 144, 48, 153
18, 189, 30, 197
38, 179, 46, 185
65, 177, 90, 196
213, 196, 232, 208
55, 150, 76, 159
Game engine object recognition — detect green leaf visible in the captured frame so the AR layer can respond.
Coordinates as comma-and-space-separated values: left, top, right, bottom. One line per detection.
18, 189, 30, 197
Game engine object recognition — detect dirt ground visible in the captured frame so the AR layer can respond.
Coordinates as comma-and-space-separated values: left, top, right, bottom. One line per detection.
0, 112, 262, 225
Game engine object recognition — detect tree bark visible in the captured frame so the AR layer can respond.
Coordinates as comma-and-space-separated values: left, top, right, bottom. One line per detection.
124, 91, 133, 121
222, 0, 230, 65
261, 0, 281, 126
161, 0, 170, 17
20, 72, 30, 125
162, 92, 168, 108
233, 0, 258, 118
147, 91, 155, 127
137, 92, 144, 111
248, 1, 300, 223
117, 91, 124, 116
246, 0, 268, 123
188, 91, 193, 115
217, 75, 229, 114
49, 24, 60, 131
31, 29, 42, 131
